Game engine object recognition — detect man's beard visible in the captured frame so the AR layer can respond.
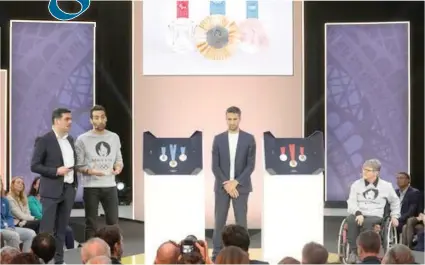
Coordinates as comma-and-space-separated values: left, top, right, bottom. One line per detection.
94, 123, 106, 130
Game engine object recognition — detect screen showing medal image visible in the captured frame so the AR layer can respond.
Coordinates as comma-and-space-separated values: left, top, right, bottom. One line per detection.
263, 131, 324, 175
143, 131, 203, 175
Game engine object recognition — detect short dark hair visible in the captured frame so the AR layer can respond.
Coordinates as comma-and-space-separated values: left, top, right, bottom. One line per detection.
279, 256, 300, 264
90, 105, 107, 118
31, 232, 56, 263
95, 225, 122, 253
357, 230, 381, 254
10, 253, 42, 264
51, 108, 71, 124
226, 106, 241, 116
302, 242, 328, 264
397, 172, 411, 180
221, 224, 250, 252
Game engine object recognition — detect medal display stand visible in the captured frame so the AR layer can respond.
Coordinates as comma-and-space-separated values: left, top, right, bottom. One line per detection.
143, 131, 205, 265
262, 131, 324, 263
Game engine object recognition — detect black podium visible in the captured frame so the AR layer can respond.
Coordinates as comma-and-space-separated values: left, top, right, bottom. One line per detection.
143, 131, 203, 175
262, 131, 325, 263
142, 131, 205, 265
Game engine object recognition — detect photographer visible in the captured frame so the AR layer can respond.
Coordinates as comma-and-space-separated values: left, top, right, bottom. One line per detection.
155, 236, 212, 265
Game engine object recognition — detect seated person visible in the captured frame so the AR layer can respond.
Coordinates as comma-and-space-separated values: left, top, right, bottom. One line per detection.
0, 178, 36, 252
346, 159, 400, 262
27, 177, 75, 249
7, 177, 39, 232
395, 172, 420, 234
402, 210, 424, 249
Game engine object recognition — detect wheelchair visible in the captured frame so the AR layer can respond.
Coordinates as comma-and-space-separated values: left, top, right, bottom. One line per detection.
337, 214, 398, 264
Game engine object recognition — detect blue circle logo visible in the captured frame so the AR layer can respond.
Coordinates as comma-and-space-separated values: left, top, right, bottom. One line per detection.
48, 0, 91, 21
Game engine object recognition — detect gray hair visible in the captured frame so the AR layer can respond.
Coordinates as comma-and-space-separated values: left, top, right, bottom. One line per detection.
86, 255, 112, 264
0, 246, 20, 264
382, 244, 415, 264
81, 238, 111, 263
363, 159, 382, 172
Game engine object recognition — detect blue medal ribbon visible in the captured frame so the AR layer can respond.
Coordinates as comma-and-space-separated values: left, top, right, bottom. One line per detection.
180, 146, 186, 155
246, 0, 258, 19
169, 144, 177, 161
161, 147, 167, 156
210, 0, 226, 15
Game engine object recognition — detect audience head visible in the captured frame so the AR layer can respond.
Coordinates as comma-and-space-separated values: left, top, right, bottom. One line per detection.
81, 237, 111, 264
396, 172, 411, 189
222, 224, 250, 252
301, 242, 328, 264
356, 230, 381, 260
0, 246, 20, 264
215, 246, 250, 264
178, 251, 205, 264
154, 241, 180, 264
279, 256, 300, 264
362, 159, 381, 181
10, 252, 41, 264
31, 232, 56, 264
86, 255, 112, 264
381, 244, 415, 264
29, 177, 41, 196
95, 225, 123, 259
10, 176, 27, 204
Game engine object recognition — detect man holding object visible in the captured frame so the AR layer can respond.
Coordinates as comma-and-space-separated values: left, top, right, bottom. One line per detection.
211, 106, 256, 260
31, 108, 77, 264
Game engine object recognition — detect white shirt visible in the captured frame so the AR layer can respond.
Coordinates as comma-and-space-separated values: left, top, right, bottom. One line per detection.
53, 129, 75, 184
228, 132, 239, 180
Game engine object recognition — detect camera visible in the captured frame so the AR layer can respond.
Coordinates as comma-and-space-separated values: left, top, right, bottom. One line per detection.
180, 235, 201, 254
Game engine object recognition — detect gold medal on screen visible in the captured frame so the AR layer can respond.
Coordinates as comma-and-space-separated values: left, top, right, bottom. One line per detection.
195, 15, 239, 60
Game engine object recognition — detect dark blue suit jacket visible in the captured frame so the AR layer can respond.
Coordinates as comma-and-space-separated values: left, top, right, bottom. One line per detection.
212, 130, 256, 194
30, 131, 78, 199
396, 186, 420, 223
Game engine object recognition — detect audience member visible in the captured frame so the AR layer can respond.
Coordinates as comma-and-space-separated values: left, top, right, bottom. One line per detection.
95, 225, 123, 264
395, 172, 421, 234
415, 230, 424, 252
10, 252, 41, 264
0, 232, 4, 248
31, 232, 56, 264
154, 240, 180, 264
356, 231, 381, 264
301, 242, 328, 264
278, 256, 300, 264
7, 177, 40, 232
0, 178, 36, 252
28, 176, 75, 249
381, 244, 415, 264
81, 237, 111, 264
0, 246, 20, 264
222, 224, 268, 264
178, 251, 205, 264
215, 246, 250, 264
87, 255, 112, 264
403, 210, 424, 249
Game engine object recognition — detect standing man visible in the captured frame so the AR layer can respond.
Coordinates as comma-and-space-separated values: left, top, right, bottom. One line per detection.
75, 105, 123, 240
31, 108, 77, 264
211, 106, 256, 260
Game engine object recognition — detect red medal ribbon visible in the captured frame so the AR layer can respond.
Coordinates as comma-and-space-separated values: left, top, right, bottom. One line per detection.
177, 1, 189, 18
280, 146, 286, 155
299, 146, 304, 156
289, 144, 296, 161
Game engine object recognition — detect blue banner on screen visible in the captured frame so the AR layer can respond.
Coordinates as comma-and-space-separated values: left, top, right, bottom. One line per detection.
10, 21, 95, 202
325, 22, 409, 201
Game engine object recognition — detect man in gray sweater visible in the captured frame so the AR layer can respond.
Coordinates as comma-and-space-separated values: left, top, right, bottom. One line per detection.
346, 159, 400, 262
75, 105, 124, 240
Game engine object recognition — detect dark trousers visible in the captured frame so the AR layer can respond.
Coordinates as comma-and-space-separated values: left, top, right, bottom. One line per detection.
40, 184, 76, 264
23, 220, 40, 233
65, 225, 75, 249
84, 187, 119, 241
346, 214, 382, 253
212, 192, 249, 258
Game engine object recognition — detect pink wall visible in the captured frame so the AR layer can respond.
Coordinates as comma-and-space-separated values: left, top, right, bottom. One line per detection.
133, 2, 304, 228
0, 70, 7, 184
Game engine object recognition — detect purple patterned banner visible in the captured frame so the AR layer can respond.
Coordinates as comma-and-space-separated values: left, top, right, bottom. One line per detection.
10, 21, 95, 202
325, 23, 409, 201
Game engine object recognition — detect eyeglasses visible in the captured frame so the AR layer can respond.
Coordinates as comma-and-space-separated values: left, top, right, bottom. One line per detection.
362, 168, 375, 172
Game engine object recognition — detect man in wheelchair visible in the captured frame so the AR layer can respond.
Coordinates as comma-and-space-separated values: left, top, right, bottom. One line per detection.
346, 159, 401, 262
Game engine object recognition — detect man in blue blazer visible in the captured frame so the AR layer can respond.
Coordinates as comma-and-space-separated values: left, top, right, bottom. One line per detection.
395, 172, 420, 234
211, 106, 256, 260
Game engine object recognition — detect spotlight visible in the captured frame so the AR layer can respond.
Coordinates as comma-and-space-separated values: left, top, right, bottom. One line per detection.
116, 181, 132, 205
117, 182, 125, 191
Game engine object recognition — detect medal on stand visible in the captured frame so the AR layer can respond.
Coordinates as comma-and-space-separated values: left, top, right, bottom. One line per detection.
167, 1, 196, 53
288, 144, 297, 168
298, 146, 307, 162
195, 0, 239, 60
179, 146, 187, 161
169, 144, 178, 168
279, 146, 287, 161
239, 0, 269, 54
159, 146, 168, 162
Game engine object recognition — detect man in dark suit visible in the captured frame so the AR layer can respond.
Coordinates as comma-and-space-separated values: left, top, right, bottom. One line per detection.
211, 106, 256, 260
31, 108, 78, 264
395, 172, 420, 234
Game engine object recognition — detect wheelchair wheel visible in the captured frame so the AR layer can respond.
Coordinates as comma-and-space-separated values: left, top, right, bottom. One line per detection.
337, 218, 350, 264
382, 218, 398, 253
